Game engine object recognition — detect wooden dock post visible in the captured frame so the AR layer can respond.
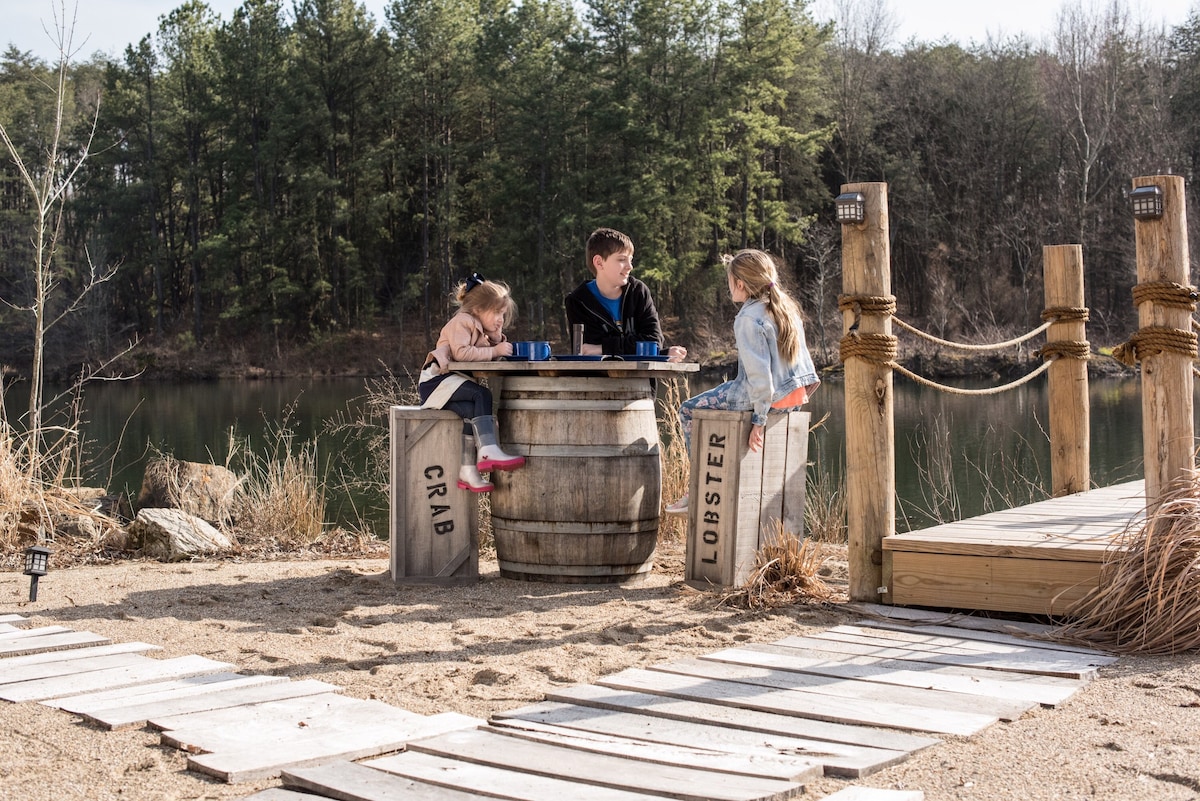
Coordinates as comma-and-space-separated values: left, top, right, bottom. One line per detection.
1043, 244, 1090, 496
839, 182, 894, 603
1131, 175, 1195, 508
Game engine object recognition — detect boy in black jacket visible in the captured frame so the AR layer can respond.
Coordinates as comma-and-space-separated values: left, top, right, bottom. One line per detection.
564, 228, 687, 360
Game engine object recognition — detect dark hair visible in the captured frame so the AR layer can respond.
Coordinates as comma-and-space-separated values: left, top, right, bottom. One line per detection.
586, 228, 634, 275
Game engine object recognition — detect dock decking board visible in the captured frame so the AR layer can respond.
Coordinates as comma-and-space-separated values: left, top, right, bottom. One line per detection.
883, 481, 1143, 615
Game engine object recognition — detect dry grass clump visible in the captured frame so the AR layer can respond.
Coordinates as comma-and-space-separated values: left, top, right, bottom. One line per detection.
656, 376, 691, 542
228, 417, 328, 551
719, 525, 835, 610
1058, 472, 1200, 654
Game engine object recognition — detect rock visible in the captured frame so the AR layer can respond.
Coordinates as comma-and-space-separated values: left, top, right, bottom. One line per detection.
128, 508, 233, 561
136, 457, 242, 524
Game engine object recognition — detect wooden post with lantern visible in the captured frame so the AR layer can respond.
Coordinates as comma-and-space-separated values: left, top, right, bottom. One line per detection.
838, 182, 895, 603
1131, 175, 1195, 508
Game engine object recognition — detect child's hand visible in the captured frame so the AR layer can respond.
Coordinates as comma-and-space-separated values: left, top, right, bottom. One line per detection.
494, 341, 514, 358
666, 345, 687, 362
748, 424, 765, 453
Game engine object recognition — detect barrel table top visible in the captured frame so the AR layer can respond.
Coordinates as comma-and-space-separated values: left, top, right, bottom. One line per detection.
448, 359, 699, 378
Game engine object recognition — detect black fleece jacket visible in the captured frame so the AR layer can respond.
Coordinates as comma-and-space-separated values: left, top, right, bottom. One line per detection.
564, 277, 664, 356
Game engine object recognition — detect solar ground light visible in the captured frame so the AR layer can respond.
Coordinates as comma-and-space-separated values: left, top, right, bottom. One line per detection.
835, 191, 867, 224
23, 545, 50, 602
1130, 185, 1164, 221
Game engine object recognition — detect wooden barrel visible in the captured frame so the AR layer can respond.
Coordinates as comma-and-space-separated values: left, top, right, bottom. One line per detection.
491, 375, 661, 583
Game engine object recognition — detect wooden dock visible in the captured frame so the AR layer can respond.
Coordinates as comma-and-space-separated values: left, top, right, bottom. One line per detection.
883, 480, 1145, 616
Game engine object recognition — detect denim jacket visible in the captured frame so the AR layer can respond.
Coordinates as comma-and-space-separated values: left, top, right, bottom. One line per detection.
730, 298, 820, 426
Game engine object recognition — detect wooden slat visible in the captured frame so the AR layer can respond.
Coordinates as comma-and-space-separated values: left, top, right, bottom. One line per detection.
159, 694, 422, 748
0, 641, 160, 673
848, 619, 1111, 657
283, 760, 498, 800
367, 751, 685, 801
407, 727, 805, 801
236, 789, 328, 801
844, 602, 1057, 637
650, 657, 1033, 721
486, 719, 822, 782
46, 671, 291, 712
0, 652, 158, 686
489, 705, 898, 778
596, 667, 997, 736
0, 625, 73, 640
0, 630, 110, 657
0, 655, 235, 702
774, 634, 1099, 680
74, 676, 309, 731
186, 711, 484, 783
702, 644, 1082, 707
545, 684, 939, 754
0, 614, 31, 627
818, 625, 1116, 670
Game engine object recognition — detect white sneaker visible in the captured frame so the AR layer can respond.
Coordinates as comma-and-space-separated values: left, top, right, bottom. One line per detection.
664, 494, 689, 515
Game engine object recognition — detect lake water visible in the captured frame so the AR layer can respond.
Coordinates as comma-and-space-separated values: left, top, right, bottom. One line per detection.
8, 371, 1150, 536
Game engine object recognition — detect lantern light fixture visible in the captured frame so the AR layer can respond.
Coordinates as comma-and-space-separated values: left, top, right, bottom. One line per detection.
23, 545, 50, 602
1130, 185, 1164, 221
835, 192, 867, 224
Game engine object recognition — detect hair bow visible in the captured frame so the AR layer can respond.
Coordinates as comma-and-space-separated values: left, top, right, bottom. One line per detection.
464, 272, 487, 293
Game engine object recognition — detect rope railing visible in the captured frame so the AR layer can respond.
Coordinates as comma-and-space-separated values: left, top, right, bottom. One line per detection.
838, 293, 1089, 396
1110, 282, 1199, 367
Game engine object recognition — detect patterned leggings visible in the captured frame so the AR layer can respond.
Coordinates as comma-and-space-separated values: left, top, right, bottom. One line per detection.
678, 381, 738, 454
679, 381, 803, 454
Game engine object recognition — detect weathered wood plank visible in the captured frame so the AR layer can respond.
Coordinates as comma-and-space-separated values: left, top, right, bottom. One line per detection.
489, 706, 894, 778
0, 652, 157, 686
847, 619, 1111, 657
545, 684, 939, 754
75, 676, 308, 731
485, 721, 823, 783
0, 654, 235, 702
367, 751, 690, 801
773, 634, 1097, 681
0, 642, 163, 681
283, 760, 500, 800
0, 641, 159, 672
407, 726, 805, 801
0, 614, 31, 627
651, 657, 1033, 722
819, 625, 1116, 669
153, 692, 417, 740
0, 630, 110, 657
596, 667, 997, 736
844, 603, 1057, 637
186, 711, 484, 783
703, 644, 1082, 707
0, 625, 73, 640
235, 789, 326, 801
45, 671, 287, 712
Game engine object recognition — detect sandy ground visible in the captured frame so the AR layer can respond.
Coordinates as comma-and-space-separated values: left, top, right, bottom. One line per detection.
1, 537, 1198, 801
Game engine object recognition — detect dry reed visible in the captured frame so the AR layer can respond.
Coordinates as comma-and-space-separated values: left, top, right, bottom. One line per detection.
1057, 471, 1200, 654
656, 376, 691, 542
718, 523, 835, 609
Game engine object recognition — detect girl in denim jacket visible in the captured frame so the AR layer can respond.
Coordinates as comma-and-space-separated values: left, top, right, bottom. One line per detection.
666, 249, 819, 514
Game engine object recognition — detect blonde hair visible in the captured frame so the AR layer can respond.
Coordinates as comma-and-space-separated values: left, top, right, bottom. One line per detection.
724, 249, 805, 364
452, 275, 516, 326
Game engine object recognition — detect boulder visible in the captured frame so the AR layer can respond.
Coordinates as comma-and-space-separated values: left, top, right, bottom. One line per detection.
136, 457, 242, 524
128, 507, 234, 561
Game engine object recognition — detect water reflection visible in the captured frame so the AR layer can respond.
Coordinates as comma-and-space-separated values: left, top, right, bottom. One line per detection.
8, 372, 1153, 535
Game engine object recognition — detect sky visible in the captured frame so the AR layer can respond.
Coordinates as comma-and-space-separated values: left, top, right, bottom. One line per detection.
4, 0, 1199, 63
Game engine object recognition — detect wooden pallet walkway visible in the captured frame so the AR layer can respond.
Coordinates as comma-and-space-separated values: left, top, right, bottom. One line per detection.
883, 480, 1144, 615
0, 603, 1116, 801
